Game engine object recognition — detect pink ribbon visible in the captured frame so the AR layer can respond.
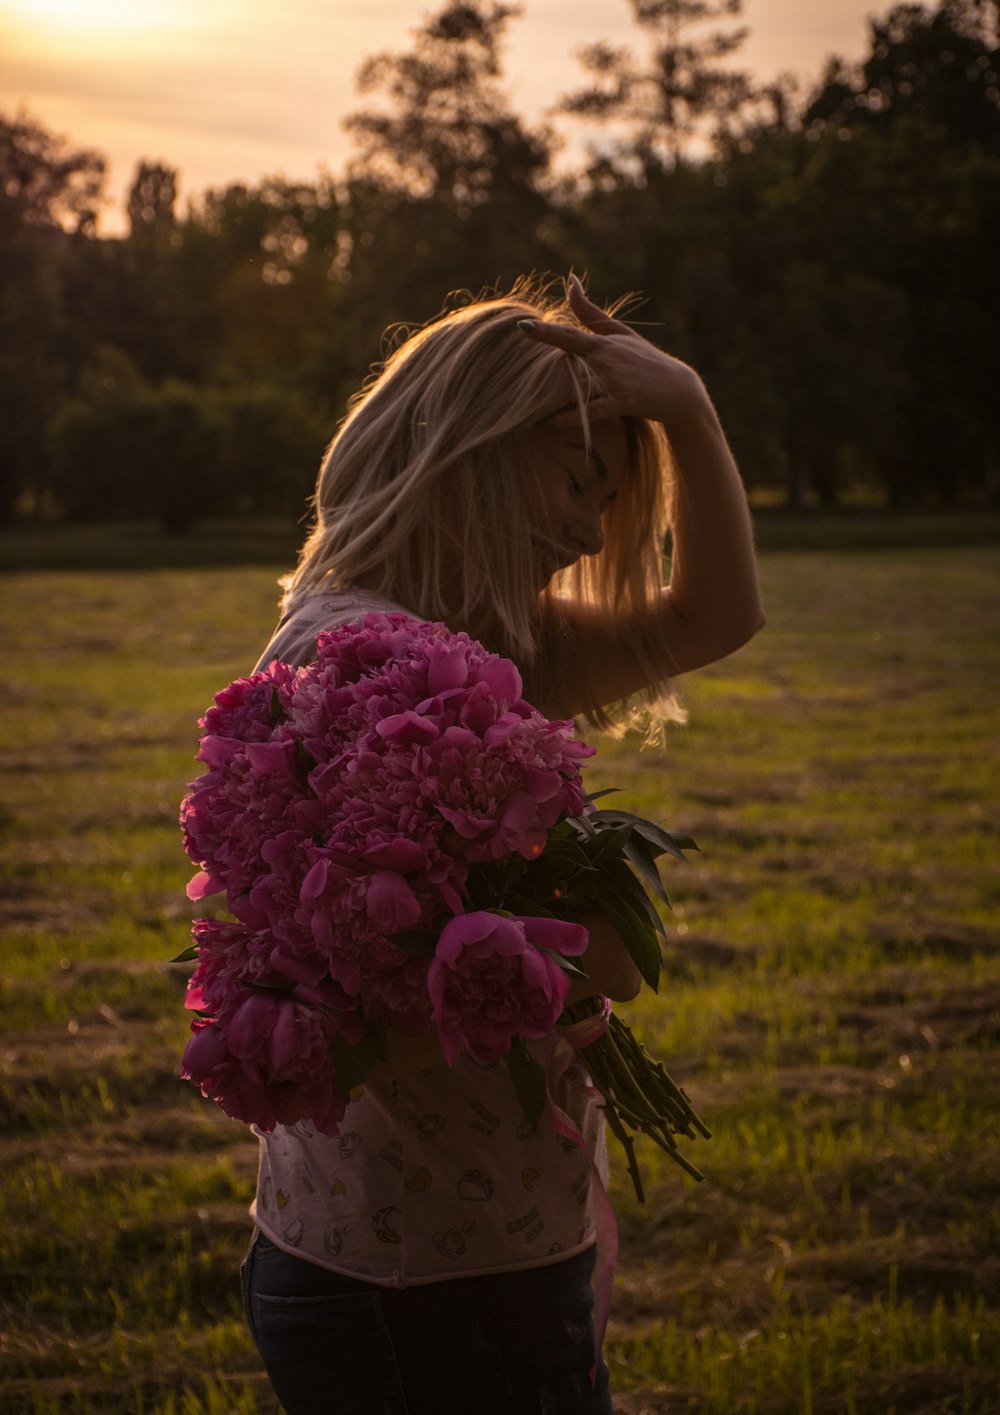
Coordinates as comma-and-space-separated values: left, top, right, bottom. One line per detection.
551, 996, 618, 1386
557, 994, 612, 1050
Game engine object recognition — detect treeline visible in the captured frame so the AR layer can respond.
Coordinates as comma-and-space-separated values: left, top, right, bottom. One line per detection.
2, 0, 998, 530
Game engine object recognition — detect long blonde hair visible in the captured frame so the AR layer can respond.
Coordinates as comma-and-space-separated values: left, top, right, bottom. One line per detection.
281, 277, 678, 730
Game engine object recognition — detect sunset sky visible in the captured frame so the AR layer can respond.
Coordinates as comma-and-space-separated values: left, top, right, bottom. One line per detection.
1, 0, 879, 232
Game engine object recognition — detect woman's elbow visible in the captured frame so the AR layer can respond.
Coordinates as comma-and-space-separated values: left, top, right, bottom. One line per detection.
607, 964, 642, 1003
741, 603, 766, 648
718, 600, 766, 658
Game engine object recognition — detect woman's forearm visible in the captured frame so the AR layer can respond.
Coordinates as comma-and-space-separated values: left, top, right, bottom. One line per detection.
657, 395, 765, 674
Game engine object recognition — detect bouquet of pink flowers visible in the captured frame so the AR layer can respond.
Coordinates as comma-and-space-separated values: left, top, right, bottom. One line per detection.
178, 613, 708, 1192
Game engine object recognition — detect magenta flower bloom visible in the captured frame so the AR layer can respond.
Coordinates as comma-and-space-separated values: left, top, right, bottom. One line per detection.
179, 613, 596, 1132
427, 911, 589, 1066
366, 870, 422, 932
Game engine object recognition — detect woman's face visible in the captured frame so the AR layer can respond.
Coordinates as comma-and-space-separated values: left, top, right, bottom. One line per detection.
532, 418, 628, 587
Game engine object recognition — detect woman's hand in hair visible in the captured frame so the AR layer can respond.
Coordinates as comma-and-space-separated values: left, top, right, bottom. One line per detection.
517, 275, 710, 432
528, 276, 765, 690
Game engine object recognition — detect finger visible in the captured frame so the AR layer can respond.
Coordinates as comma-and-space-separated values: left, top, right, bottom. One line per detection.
549, 397, 621, 430
516, 318, 601, 354
568, 274, 623, 337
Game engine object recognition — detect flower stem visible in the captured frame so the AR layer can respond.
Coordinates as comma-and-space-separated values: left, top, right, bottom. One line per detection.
559, 997, 709, 1200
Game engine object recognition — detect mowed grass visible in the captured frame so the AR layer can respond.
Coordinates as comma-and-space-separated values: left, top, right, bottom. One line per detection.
1, 539, 998, 1412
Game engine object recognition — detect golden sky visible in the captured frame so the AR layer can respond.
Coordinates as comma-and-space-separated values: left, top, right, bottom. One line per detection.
0, 0, 878, 232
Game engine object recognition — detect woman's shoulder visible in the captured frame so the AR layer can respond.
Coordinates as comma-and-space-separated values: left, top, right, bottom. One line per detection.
254, 587, 411, 671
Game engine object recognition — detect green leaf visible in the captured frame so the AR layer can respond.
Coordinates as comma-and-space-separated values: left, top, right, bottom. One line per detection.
583, 789, 619, 807
389, 928, 441, 959
505, 894, 558, 919
605, 857, 667, 937
268, 685, 285, 727
579, 823, 634, 866
170, 944, 198, 963
588, 810, 697, 862
506, 1038, 547, 1133
623, 833, 672, 913
332, 1020, 386, 1093
545, 951, 588, 979
294, 738, 317, 778
540, 839, 595, 871
601, 894, 662, 992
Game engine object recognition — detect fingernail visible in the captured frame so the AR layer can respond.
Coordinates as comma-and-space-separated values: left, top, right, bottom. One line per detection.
570, 274, 584, 293
517, 319, 537, 332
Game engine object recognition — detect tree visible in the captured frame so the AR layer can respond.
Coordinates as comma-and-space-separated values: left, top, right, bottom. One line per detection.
47, 350, 224, 532
559, 0, 754, 175
127, 161, 178, 238
344, 1, 551, 209
0, 108, 104, 234
338, 0, 558, 339
213, 384, 329, 518
794, 4, 1000, 503
803, 0, 1000, 152
0, 110, 106, 520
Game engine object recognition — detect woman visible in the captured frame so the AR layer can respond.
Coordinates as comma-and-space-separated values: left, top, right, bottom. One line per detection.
239, 274, 764, 1413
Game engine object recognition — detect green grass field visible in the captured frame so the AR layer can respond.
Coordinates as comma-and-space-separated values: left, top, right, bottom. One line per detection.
1, 533, 998, 1412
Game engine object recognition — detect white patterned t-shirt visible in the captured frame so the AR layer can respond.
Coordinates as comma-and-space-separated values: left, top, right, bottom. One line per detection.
248, 589, 607, 1284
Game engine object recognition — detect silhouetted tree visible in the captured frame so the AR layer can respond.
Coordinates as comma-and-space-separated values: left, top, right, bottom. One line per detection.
0, 108, 104, 233
127, 161, 178, 237
6, 0, 1000, 525
340, 0, 557, 337
47, 350, 223, 532
345, 1, 551, 208
0, 110, 105, 520
804, 0, 1000, 152
560, 0, 754, 176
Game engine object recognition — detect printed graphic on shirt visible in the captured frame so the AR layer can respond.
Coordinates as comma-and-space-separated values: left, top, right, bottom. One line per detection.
457, 1168, 494, 1201
329, 1178, 347, 1197
405, 1166, 432, 1191
260, 1176, 272, 1209
377, 1140, 404, 1174
338, 1132, 362, 1159
432, 1222, 474, 1260
521, 1166, 540, 1192
409, 1110, 445, 1140
284, 1216, 304, 1247
276, 1188, 290, 1209
324, 1223, 352, 1257
468, 1097, 500, 1137
371, 1206, 403, 1243
506, 1205, 544, 1244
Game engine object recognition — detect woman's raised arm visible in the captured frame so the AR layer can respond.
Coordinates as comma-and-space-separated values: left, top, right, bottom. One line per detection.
521, 277, 765, 713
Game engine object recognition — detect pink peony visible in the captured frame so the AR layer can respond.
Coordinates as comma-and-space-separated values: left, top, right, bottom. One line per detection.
183, 1016, 348, 1134
179, 613, 597, 1131
427, 911, 589, 1066
199, 660, 297, 743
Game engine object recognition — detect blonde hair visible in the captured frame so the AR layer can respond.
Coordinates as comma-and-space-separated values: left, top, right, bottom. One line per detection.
281, 277, 680, 732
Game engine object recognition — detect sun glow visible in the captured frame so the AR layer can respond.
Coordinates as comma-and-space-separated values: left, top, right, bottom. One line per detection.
1, 0, 221, 58
4, 0, 202, 29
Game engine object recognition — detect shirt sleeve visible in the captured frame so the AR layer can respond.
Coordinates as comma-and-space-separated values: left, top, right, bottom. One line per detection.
253, 591, 409, 672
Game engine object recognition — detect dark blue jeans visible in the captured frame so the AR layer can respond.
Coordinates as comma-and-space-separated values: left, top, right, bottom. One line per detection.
241, 1229, 612, 1415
